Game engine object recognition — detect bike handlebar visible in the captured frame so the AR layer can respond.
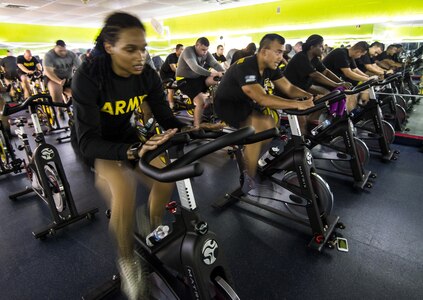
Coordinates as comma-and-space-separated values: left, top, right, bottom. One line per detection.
284, 90, 345, 116
2, 94, 69, 116
139, 126, 256, 182
374, 73, 402, 86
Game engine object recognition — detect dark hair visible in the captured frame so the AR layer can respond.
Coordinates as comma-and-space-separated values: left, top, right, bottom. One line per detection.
351, 41, 369, 52
387, 44, 397, 50
370, 41, 385, 51
284, 44, 292, 52
176, 44, 184, 50
56, 40, 66, 47
196, 37, 210, 47
90, 12, 145, 100
258, 34, 285, 51
303, 34, 324, 52
393, 43, 403, 48
217, 45, 224, 49
245, 42, 257, 55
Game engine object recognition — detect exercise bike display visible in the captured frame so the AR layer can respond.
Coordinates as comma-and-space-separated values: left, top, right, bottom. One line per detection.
213, 92, 346, 251
2, 94, 98, 239
83, 127, 254, 300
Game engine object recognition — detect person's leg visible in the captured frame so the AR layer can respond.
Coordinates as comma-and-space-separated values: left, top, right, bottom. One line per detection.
346, 94, 358, 113
167, 88, 175, 109
193, 92, 207, 127
243, 113, 275, 178
133, 157, 175, 229
47, 80, 64, 103
95, 159, 137, 258
20, 75, 31, 99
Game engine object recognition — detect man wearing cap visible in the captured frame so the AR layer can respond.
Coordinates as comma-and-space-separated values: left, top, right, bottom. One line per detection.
43, 40, 81, 103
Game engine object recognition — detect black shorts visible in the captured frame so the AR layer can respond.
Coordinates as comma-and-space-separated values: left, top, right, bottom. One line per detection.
214, 98, 257, 128
160, 70, 175, 82
178, 76, 208, 100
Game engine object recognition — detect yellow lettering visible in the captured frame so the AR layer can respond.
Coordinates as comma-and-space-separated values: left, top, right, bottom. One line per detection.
101, 102, 114, 115
126, 97, 139, 113
115, 100, 126, 115
139, 95, 147, 104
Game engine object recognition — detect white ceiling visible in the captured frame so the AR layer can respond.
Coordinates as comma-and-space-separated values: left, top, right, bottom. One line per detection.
0, 0, 277, 27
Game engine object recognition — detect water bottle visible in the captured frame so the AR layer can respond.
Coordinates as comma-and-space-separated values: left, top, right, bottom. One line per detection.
258, 146, 280, 167
310, 119, 331, 136
146, 225, 170, 247
138, 118, 155, 142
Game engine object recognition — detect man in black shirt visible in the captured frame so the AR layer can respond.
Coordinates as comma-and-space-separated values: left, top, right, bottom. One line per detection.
17, 49, 43, 98
212, 44, 227, 65
355, 42, 390, 77
284, 34, 350, 94
214, 33, 314, 193
160, 43, 184, 108
375, 44, 402, 70
322, 41, 374, 84
323, 41, 378, 110
230, 42, 257, 65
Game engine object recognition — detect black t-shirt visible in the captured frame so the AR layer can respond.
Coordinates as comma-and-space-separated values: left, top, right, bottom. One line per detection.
283, 51, 326, 91
160, 53, 178, 79
215, 55, 283, 106
322, 48, 356, 78
374, 51, 393, 61
215, 55, 283, 127
212, 53, 227, 63
72, 62, 185, 161
355, 52, 374, 72
230, 50, 251, 65
17, 55, 39, 72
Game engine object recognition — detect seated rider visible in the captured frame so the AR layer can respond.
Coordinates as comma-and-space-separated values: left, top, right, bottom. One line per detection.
322, 41, 378, 112
160, 43, 184, 109
214, 33, 314, 193
175, 37, 224, 127
72, 12, 187, 300
17, 49, 43, 99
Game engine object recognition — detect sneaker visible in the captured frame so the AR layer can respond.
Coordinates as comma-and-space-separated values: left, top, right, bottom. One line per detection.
241, 170, 256, 194
117, 256, 144, 300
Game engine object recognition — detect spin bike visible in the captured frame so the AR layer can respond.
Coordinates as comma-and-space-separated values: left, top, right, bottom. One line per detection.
0, 119, 23, 175
307, 81, 376, 190
353, 74, 401, 161
83, 127, 255, 300
2, 94, 98, 239
213, 92, 346, 251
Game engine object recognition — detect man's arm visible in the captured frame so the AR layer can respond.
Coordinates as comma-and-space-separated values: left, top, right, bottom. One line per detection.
207, 52, 225, 72
364, 63, 384, 76
36, 63, 43, 72
181, 48, 211, 76
273, 77, 312, 99
17, 63, 32, 74
341, 67, 369, 82
44, 66, 64, 84
309, 71, 341, 88
169, 63, 177, 72
242, 83, 313, 110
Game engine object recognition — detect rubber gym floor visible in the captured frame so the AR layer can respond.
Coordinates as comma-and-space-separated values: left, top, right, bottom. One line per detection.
0, 122, 422, 300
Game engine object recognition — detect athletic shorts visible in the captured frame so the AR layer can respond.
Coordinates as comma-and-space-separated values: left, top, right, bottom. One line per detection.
214, 98, 262, 129
3, 70, 18, 80
44, 76, 72, 89
178, 76, 208, 100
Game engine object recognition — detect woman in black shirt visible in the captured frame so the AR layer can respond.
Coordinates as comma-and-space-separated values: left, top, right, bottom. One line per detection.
72, 12, 185, 300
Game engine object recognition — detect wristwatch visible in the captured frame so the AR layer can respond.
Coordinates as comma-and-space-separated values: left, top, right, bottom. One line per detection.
127, 142, 142, 160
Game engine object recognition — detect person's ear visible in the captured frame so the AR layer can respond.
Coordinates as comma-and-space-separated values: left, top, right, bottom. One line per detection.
104, 42, 113, 55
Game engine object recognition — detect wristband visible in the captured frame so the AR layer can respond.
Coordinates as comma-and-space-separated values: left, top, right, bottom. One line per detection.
127, 142, 142, 160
